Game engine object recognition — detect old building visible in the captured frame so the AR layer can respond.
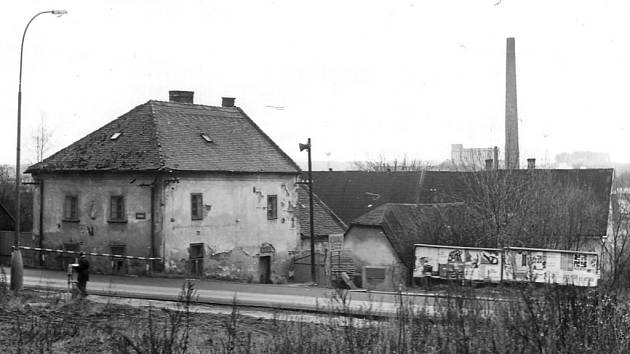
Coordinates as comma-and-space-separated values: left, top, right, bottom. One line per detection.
344, 202, 481, 290
313, 169, 613, 287
451, 144, 499, 169
26, 91, 302, 283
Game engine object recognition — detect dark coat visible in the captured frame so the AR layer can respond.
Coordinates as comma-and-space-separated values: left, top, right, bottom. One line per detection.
74, 257, 90, 282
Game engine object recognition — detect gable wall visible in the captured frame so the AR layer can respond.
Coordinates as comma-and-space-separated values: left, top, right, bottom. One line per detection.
161, 173, 300, 283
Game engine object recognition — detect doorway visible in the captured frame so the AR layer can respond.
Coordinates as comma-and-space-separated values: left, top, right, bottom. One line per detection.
259, 256, 271, 284
189, 243, 204, 276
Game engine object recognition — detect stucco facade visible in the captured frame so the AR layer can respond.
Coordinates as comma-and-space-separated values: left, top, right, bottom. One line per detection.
343, 225, 408, 288
32, 172, 300, 282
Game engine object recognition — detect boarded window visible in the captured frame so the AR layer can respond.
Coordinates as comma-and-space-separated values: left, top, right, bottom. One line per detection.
191, 193, 203, 220
110, 196, 125, 221
63, 195, 78, 220
267, 195, 278, 220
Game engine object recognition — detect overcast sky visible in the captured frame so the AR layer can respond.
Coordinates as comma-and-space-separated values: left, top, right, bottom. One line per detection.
1, 1, 629, 168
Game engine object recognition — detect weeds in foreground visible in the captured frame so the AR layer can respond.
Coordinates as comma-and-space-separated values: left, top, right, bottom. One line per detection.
0, 266, 7, 301
111, 279, 198, 354
3, 281, 630, 353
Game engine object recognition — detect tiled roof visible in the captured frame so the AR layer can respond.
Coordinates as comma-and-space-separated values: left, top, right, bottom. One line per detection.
26, 100, 300, 174
297, 185, 346, 238
351, 203, 476, 270
312, 169, 613, 237
310, 171, 423, 224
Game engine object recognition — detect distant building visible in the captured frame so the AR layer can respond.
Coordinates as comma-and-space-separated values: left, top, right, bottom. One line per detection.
451, 144, 498, 169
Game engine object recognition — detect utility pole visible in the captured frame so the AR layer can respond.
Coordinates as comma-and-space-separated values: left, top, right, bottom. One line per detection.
299, 138, 316, 283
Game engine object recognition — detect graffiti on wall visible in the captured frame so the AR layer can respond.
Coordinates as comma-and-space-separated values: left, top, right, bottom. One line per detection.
414, 246, 502, 282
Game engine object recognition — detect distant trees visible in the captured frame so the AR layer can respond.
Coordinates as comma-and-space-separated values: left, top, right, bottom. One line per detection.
453, 169, 604, 250
352, 156, 439, 172
0, 164, 33, 231
602, 173, 630, 288
31, 115, 54, 163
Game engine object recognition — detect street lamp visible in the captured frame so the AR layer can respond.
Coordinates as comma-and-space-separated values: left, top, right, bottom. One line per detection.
299, 138, 316, 284
11, 9, 67, 291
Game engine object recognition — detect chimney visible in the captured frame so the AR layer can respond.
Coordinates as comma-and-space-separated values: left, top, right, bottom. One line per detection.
169, 90, 194, 104
485, 159, 494, 171
222, 97, 235, 107
527, 158, 536, 169
505, 37, 520, 169
493, 146, 499, 170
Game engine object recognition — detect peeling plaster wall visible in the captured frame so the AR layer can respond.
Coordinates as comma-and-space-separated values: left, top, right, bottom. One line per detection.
161, 173, 300, 283
344, 225, 408, 285
32, 173, 155, 274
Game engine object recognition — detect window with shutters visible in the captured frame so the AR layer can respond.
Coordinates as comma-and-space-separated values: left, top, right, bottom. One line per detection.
109, 195, 126, 222
63, 195, 79, 221
267, 195, 278, 220
191, 193, 203, 220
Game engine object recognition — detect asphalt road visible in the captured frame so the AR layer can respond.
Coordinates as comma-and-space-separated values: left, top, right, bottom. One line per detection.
6, 268, 439, 316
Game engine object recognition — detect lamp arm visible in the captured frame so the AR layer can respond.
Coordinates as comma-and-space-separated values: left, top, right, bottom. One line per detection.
18, 11, 53, 92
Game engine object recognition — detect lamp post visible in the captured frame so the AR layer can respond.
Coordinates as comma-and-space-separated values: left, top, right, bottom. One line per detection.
11, 9, 67, 291
299, 138, 316, 284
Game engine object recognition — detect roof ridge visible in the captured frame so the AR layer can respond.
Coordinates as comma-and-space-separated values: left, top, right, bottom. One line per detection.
148, 101, 167, 170
301, 185, 348, 230
235, 107, 302, 173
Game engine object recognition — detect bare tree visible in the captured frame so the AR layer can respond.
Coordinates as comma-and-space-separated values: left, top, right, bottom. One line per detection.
31, 114, 54, 163
353, 155, 437, 171
602, 174, 630, 289
438, 169, 605, 250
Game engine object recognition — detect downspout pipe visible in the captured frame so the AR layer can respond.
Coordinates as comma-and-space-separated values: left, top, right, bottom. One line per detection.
39, 178, 44, 266
150, 180, 156, 272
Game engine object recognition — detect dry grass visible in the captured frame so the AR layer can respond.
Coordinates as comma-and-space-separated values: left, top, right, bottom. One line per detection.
1, 279, 630, 353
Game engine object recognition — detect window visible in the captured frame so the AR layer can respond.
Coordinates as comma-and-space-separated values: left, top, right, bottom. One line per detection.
200, 133, 213, 143
109, 196, 126, 222
63, 195, 78, 221
191, 193, 203, 220
267, 195, 278, 220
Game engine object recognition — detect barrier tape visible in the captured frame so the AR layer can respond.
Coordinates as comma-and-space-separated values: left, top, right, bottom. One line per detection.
14, 246, 161, 261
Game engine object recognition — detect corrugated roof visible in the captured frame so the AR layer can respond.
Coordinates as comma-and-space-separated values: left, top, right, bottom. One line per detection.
27, 100, 300, 174
297, 185, 347, 238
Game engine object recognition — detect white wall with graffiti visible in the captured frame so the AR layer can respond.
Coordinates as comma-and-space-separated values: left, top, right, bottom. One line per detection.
504, 247, 599, 287
413, 244, 502, 282
413, 244, 600, 287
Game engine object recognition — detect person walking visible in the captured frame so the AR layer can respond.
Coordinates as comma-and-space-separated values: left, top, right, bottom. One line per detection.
73, 252, 90, 298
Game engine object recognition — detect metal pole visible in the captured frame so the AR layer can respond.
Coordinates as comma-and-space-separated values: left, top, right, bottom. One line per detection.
307, 138, 316, 284
11, 10, 66, 291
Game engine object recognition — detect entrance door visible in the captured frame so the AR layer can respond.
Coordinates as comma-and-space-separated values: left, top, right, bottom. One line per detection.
189, 243, 204, 276
259, 256, 271, 284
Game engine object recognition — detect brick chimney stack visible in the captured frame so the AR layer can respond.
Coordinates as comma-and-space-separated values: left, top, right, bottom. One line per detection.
505, 37, 520, 169
169, 91, 194, 104
222, 97, 235, 107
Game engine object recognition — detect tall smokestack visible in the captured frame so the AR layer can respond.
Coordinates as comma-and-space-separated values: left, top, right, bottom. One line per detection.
505, 37, 519, 169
